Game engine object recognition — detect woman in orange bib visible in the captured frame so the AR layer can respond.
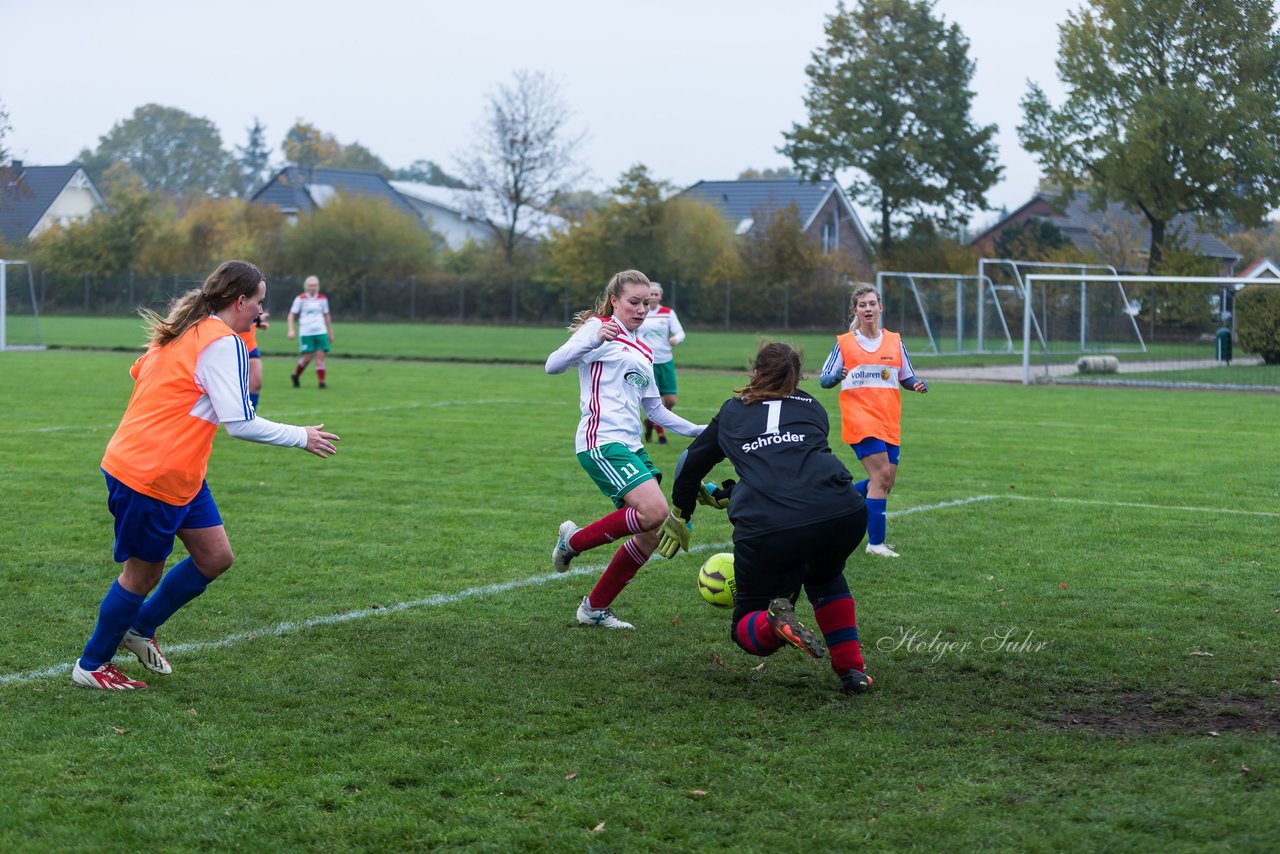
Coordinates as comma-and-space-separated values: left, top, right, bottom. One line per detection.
819, 284, 927, 557
73, 260, 340, 691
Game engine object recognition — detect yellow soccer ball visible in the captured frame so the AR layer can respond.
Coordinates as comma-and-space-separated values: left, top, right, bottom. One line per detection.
697, 552, 736, 608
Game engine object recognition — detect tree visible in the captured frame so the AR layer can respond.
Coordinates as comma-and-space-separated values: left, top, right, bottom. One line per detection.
1222, 220, 1280, 267
547, 165, 739, 319
736, 204, 846, 328
1019, 0, 1280, 273
326, 141, 393, 177
0, 97, 27, 219
282, 121, 339, 179
782, 0, 1001, 253
0, 97, 12, 166
737, 166, 797, 180
1236, 285, 1280, 363
136, 197, 288, 275
546, 165, 668, 300
458, 69, 587, 265
284, 195, 436, 301
395, 159, 468, 188
78, 104, 237, 197
236, 118, 273, 197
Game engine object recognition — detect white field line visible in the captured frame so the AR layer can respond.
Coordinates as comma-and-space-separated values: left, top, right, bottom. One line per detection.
4, 492, 1273, 686
1004, 494, 1280, 518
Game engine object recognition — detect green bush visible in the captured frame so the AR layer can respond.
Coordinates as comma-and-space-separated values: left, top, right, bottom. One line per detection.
1236, 284, 1280, 364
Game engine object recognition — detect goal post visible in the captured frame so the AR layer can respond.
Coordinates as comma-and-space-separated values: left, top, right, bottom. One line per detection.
0, 259, 44, 351
1022, 273, 1277, 391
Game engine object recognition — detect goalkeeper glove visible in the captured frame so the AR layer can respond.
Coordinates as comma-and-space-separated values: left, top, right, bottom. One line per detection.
657, 512, 692, 558
696, 479, 735, 510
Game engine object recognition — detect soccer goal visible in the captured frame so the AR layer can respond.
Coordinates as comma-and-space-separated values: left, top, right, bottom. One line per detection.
0, 259, 44, 351
1021, 273, 1279, 391
872, 260, 1145, 357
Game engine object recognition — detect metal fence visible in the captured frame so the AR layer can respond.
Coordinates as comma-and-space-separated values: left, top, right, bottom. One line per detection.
26, 270, 859, 331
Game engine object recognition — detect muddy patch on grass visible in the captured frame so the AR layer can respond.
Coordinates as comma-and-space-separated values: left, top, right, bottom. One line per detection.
1045, 689, 1280, 737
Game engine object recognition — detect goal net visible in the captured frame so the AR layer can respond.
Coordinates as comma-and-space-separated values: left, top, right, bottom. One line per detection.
0, 259, 43, 351
1021, 274, 1279, 391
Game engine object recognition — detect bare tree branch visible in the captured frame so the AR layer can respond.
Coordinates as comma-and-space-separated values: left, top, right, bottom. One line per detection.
457, 70, 588, 265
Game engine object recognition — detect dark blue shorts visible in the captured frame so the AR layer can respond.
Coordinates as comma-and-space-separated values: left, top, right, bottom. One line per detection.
851, 437, 900, 465
247, 347, 261, 358
103, 470, 222, 563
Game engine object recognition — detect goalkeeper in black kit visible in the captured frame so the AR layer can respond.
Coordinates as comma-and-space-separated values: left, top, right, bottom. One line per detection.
661, 342, 873, 694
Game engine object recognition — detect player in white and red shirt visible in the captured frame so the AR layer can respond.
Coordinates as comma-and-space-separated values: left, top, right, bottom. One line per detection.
638, 281, 686, 444
287, 275, 335, 389
545, 270, 704, 629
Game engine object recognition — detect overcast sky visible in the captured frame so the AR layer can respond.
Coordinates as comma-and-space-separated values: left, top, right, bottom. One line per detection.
5, 0, 1091, 229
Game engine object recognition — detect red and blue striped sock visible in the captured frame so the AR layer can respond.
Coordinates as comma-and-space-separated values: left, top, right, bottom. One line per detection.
569, 506, 642, 553
733, 611, 783, 656
813, 593, 864, 674
587, 538, 649, 608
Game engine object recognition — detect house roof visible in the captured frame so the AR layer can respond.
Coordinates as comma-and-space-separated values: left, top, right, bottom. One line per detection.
389, 180, 567, 239
0, 163, 99, 244
678, 179, 872, 250
1236, 257, 1280, 280
251, 166, 419, 220
973, 190, 1240, 262
389, 181, 472, 214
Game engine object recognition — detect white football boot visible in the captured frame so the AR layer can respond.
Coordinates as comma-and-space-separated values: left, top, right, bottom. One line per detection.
119, 630, 173, 675
552, 521, 581, 573
576, 596, 634, 629
72, 660, 147, 690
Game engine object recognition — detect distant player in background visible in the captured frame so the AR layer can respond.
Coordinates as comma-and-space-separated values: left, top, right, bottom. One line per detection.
288, 275, 334, 389
638, 281, 686, 445
663, 341, 873, 694
545, 270, 705, 630
73, 260, 339, 690
820, 284, 928, 558
237, 309, 268, 410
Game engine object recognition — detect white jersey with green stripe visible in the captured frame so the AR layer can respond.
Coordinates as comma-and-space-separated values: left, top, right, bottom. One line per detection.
545, 317, 663, 453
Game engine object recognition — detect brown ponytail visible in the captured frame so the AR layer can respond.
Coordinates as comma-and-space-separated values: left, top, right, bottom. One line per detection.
142, 260, 264, 346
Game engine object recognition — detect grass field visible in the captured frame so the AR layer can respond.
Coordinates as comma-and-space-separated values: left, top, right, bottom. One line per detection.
1, 326, 1278, 851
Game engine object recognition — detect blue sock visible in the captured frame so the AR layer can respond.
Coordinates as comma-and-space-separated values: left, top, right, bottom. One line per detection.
81, 581, 145, 669
249, 392, 260, 410
853, 479, 869, 497
866, 498, 887, 545
132, 557, 212, 638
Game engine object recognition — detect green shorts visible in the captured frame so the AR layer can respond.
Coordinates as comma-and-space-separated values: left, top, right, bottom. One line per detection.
653, 361, 678, 396
300, 334, 330, 353
577, 443, 661, 508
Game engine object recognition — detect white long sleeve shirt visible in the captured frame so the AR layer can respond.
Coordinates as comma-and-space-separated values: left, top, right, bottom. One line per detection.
546, 317, 702, 453
195, 335, 308, 447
